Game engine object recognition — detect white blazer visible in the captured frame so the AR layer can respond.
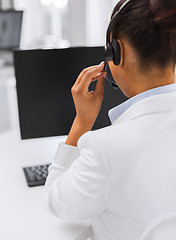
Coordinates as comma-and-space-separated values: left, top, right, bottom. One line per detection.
45, 92, 176, 240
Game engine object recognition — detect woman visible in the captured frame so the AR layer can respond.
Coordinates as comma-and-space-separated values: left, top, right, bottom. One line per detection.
45, 0, 176, 239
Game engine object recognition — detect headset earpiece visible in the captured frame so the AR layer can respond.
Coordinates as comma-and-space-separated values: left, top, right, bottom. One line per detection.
112, 39, 121, 66
105, 44, 113, 62
104, 39, 121, 65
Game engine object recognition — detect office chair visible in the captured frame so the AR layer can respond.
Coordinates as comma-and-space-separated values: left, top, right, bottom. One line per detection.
140, 211, 176, 240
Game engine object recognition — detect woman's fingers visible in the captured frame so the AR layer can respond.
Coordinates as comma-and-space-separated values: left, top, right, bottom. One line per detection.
70, 62, 106, 131
74, 65, 98, 87
79, 62, 105, 91
92, 72, 104, 81
94, 71, 106, 97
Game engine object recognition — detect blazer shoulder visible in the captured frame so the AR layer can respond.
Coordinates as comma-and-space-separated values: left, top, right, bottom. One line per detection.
77, 124, 114, 150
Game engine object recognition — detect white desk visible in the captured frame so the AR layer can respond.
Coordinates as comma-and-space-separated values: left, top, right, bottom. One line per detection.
0, 67, 92, 240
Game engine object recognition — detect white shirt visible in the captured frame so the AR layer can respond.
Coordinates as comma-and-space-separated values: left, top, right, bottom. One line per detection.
45, 84, 176, 240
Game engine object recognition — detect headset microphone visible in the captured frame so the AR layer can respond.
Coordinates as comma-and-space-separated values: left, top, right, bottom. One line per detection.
104, 0, 131, 89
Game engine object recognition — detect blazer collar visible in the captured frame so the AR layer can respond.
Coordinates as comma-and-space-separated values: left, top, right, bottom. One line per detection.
109, 83, 176, 124
113, 92, 176, 125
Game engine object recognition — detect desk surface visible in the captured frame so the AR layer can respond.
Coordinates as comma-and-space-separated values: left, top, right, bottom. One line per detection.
0, 68, 92, 240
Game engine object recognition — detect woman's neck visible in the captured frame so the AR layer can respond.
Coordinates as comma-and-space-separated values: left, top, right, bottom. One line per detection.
128, 66, 175, 98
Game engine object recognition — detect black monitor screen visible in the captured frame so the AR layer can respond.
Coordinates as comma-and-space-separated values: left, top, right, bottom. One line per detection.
14, 47, 127, 139
0, 10, 23, 50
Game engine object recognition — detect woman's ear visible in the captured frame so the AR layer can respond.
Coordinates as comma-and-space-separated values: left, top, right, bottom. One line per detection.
117, 39, 124, 67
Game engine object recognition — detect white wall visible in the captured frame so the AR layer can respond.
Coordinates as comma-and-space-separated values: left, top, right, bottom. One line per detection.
15, 0, 49, 49
0, 0, 14, 9
14, 0, 68, 48
67, 0, 86, 46
12, 0, 118, 49
85, 0, 116, 46
0, 82, 11, 133
63, 0, 117, 47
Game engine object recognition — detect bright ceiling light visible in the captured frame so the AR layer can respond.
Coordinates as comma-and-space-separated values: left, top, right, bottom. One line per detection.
40, 0, 53, 6
54, 0, 69, 8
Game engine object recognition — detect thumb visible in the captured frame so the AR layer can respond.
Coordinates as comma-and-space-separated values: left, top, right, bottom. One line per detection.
94, 72, 106, 97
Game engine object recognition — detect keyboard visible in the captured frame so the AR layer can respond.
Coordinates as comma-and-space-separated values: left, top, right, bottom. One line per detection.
23, 164, 50, 187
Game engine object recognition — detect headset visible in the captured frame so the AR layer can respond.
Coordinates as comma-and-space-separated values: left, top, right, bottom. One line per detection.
104, 0, 131, 89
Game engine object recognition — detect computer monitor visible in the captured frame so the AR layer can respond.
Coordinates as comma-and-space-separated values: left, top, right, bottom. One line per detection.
0, 10, 23, 50
14, 47, 127, 139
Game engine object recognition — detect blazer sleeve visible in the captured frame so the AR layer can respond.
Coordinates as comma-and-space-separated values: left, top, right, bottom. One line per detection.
44, 131, 109, 221
142, 223, 176, 240
141, 213, 176, 240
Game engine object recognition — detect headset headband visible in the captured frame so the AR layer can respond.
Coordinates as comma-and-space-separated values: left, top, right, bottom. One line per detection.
105, 0, 131, 89
106, 0, 131, 44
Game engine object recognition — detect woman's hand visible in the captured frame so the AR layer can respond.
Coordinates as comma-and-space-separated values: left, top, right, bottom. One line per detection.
72, 61, 106, 127
65, 62, 107, 146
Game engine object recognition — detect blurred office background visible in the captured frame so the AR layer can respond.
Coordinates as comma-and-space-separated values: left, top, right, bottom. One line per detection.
0, 1, 176, 238
0, 0, 176, 135
0, 0, 118, 49
0, 2, 123, 236
0, 0, 119, 135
